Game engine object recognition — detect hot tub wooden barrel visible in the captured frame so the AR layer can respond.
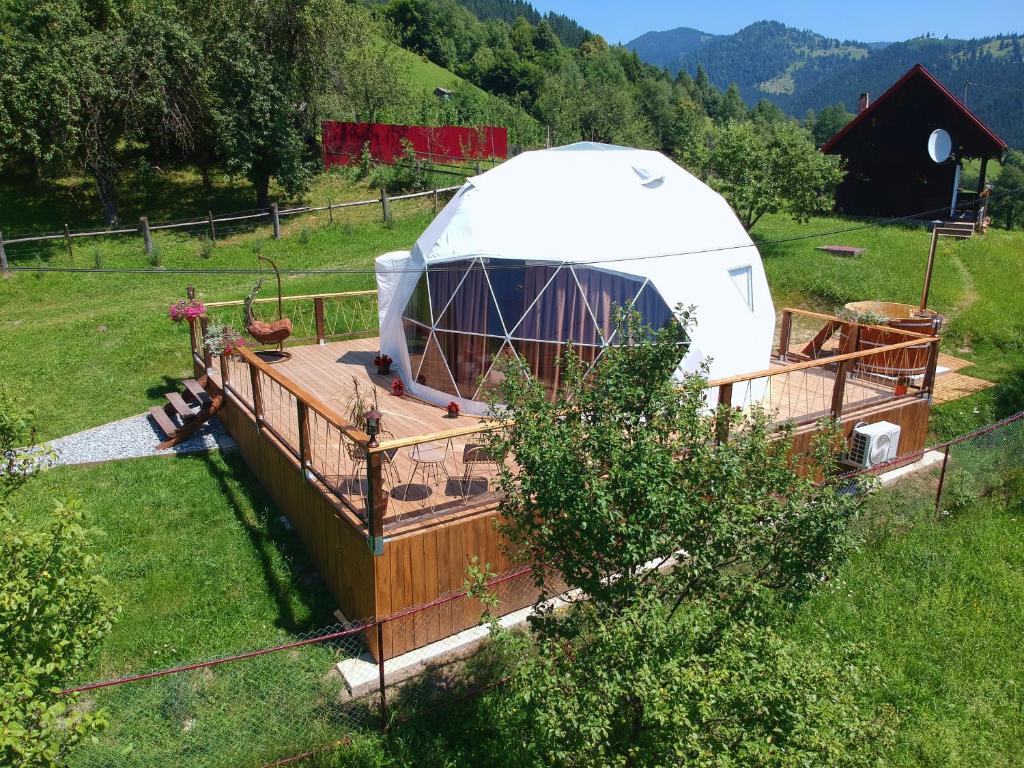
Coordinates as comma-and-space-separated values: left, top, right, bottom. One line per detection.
843, 301, 941, 378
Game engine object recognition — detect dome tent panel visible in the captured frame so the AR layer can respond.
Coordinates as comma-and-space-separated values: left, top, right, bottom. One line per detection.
375, 142, 775, 414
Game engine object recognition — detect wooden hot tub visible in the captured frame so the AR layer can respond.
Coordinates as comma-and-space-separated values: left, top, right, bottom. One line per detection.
843, 301, 941, 378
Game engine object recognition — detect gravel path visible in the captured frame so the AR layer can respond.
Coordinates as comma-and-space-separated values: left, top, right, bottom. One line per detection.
46, 412, 236, 466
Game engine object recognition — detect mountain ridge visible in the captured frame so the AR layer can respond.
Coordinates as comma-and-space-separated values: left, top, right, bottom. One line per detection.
626, 21, 1024, 146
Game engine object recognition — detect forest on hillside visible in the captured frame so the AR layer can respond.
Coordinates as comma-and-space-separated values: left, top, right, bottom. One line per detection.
629, 21, 1024, 148
2, 0, 1021, 228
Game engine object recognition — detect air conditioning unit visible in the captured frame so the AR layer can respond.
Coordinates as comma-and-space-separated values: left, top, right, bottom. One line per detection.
846, 421, 901, 469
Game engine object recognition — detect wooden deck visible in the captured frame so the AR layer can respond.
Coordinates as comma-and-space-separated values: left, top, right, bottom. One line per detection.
211, 338, 502, 532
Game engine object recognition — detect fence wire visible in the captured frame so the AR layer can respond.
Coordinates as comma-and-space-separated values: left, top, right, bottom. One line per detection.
60, 567, 536, 768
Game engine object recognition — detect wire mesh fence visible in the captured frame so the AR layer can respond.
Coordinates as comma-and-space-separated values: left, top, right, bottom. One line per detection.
59, 567, 537, 768
55, 413, 1024, 768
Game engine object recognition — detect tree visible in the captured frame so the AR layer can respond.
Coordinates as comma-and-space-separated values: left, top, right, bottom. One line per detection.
811, 103, 854, 145
990, 149, 1024, 229
334, 11, 411, 125
0, 387, 118, 767
707, 120, 845, 230
483, 313, 880, 765
0, 0, 207, 223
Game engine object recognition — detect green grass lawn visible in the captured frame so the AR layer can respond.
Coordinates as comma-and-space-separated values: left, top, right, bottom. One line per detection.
0, 202, 436, 441
784, 491, 1024, 766
10, 452, 337, 673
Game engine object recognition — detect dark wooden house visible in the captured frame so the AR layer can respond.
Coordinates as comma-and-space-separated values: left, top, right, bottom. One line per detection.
822, 64, 1007, 221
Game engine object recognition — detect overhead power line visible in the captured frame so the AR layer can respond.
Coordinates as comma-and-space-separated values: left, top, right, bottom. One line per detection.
5, 188, 1019, 278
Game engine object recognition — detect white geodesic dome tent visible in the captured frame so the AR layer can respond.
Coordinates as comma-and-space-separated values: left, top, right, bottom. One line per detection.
375, 142, 775, 415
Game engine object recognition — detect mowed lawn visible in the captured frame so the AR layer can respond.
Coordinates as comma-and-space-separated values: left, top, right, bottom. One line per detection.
0, 202, 435, 441
785, 487, 1024, 767
9, 451, 337, 676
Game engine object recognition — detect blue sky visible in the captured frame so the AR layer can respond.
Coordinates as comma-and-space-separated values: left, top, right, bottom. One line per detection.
529, 1, 1023, 45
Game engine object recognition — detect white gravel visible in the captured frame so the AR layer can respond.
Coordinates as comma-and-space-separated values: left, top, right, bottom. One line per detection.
46, 412, 236, 466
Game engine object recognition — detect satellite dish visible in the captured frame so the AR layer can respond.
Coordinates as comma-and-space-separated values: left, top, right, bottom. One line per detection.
928, 129, 952, 163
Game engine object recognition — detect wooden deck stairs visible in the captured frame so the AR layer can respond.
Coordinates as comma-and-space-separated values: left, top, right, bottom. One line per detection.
148, 377, 223, 449
934, 221, 976, 239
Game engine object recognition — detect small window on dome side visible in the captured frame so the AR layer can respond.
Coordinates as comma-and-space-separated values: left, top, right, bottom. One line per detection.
729, 266, 754, 312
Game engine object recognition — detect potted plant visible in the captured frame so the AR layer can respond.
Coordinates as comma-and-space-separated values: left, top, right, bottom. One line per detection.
204, 323, 245, 357
391, 378, 405, 397
374, 354, 393, 375
446, 401, 460, 418
168, 298, 206, 323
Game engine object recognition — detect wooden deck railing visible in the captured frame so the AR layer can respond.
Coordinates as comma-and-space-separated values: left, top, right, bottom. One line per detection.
187, 289, 378, 375
710, 307, 940, 442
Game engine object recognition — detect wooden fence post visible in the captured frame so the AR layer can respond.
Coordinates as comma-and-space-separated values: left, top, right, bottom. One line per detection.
249, 361, 263, 429
379, 188, 391, 226
922, 339, 940, 400
207, 211, 216, 242
327, 197, 334, 224
219, 353, 230, 389
777, 310, 792, 361
271, 203, 281, 240
63, 224, 72, 260
715, 382, 734, 445
934, 443, 951, 517
314, 297, 326, 344
0, 230, 8, 278
432, 187, 438, 213
139, 216, 153, 257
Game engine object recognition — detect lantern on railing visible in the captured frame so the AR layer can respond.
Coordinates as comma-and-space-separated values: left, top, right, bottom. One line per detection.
365, 408, 382, 448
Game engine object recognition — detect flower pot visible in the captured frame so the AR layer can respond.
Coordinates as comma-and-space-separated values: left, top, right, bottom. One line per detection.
376, 365, 391, 376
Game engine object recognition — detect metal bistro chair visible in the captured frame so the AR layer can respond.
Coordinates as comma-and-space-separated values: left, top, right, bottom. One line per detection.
404, 440, 453, 514
460, 443, 503, 500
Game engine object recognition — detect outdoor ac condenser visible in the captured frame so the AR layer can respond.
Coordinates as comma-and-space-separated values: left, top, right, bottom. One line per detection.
846, 421, 901, 469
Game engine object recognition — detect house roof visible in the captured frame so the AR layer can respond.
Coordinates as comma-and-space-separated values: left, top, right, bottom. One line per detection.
821, 64, 1007, 156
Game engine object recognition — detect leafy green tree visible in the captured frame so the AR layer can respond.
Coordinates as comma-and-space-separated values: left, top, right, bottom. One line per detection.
510, 598, 883, 768
811, 103, 854, 145
717, 82, 748, 123
990, 150, 1024, 229
0, 0, 208, 223
0, 387, 118, 768
483, 312, 878, 765
707, 120, 845, 230
333, 10, 412, 125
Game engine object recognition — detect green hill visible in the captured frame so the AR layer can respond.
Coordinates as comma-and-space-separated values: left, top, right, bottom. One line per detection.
627, 21, 1024, 147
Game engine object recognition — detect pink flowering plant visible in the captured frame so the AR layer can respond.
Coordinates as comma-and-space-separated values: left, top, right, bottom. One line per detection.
168, 298, 206, 323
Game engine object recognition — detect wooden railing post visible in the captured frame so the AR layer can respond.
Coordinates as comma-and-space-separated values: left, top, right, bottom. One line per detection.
380, 188, 391, 226
715, 382, 733, 445
831, 359, 851, 420
777, 310, 792, 361
249, 361, 264, 430
366, 450, 385, 555
314, 297, 326, 344
922, 339, 940, 400
199, 315, 213, 371
296, 401, 311, 470
219, 353, 229, 388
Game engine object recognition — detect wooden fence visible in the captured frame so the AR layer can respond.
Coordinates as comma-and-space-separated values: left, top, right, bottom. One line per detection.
0, 185, 461, 273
